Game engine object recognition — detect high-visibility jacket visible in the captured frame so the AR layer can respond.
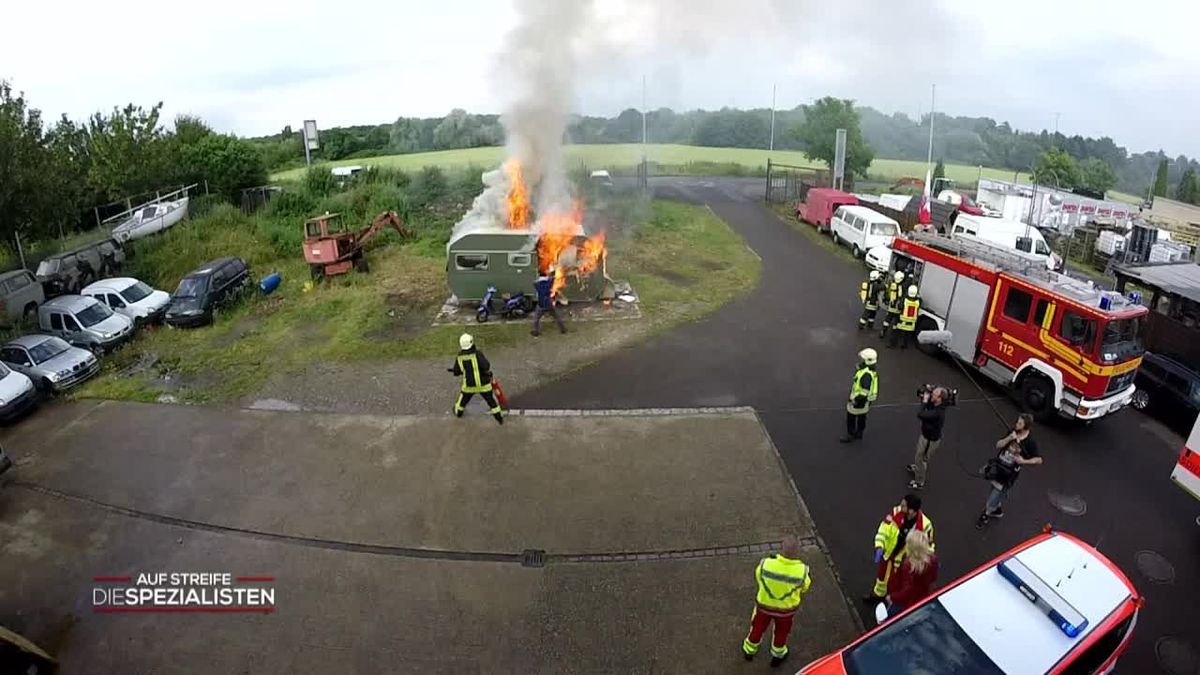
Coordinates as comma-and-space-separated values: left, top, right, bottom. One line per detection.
897, 297, 921, 331
846, 366, 878, 415
874, 508, 934, 563
452, 348, 493, 393
754, 554, 811, 612
859, 279, 883, 311
885, 281, 904, 314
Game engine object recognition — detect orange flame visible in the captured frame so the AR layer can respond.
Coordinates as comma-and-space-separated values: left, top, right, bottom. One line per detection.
504, 159, 530, 229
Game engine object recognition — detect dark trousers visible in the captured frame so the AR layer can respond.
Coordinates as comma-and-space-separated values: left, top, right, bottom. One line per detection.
858, 306, 878, 329
532, 305, 565, 334
846, 411, 867, 438
455, 390, 502, 422
889, 327, 914, 349
880, 311, 900, 338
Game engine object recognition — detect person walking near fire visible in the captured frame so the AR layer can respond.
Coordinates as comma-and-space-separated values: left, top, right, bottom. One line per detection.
448, 333, 504, 425
858, 270, 885, 330
531, 266, 567, 337
742, 535, 812, 667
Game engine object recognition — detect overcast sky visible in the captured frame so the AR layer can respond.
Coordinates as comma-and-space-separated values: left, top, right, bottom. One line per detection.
3, 0, 1197, 157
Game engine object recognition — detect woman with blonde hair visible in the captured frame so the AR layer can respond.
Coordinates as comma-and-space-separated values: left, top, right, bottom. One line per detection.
885, 529, 938, 617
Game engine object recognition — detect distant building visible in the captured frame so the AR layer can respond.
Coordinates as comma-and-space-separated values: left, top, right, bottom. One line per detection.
976, 178, 1136, 233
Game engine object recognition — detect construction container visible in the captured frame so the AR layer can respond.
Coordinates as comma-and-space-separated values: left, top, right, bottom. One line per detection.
445, 228, 608, 302
1095, 230, 1126, 255
1149, 241, 1191, 263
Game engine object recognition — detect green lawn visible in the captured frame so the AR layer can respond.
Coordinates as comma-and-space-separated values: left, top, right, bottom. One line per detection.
272, 144, 1030, 185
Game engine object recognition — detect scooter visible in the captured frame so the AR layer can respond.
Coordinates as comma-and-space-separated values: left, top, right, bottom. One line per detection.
476, 285, 534, 323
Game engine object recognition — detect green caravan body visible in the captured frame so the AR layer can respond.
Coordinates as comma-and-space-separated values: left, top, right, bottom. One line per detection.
445, 228, 608, 302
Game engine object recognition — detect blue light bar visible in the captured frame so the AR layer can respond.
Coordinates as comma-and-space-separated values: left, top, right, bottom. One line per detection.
997, 557, 1089, 638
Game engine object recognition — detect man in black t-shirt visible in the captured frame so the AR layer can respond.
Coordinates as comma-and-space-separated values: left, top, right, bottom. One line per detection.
976, 414, 1042, 528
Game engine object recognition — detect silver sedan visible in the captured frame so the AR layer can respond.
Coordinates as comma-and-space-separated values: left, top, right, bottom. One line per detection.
0, 335, 99, 393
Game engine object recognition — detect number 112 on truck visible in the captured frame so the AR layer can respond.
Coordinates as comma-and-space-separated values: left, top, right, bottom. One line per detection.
890, 232, 1148, 421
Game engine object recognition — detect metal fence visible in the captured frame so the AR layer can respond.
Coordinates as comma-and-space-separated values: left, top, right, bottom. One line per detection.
764, 159, 829, 204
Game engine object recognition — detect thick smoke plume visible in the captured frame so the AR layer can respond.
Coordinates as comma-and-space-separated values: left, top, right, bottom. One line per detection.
450, 0, 594, 242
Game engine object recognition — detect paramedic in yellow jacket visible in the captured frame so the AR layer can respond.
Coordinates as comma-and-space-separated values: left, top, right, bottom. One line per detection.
742, 535, 812, 667
866, 494, 934, 602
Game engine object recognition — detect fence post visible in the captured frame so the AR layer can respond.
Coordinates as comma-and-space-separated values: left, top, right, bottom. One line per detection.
204, 180, 210, 196
764, 159, 772, 202
14, 232, 25, 270
93, 207, 101, 228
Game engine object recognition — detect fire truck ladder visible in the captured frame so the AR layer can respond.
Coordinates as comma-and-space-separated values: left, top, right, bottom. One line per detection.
908, 231, 1057, 282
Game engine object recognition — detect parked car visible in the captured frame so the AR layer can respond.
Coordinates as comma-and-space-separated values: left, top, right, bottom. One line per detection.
798, 530, 1141, 675
82, 277, 171, 325
37, 295, 134, 353
796, 188, 858, 232
0, 362, 38, 422
35, 238, 126, 297
1132, 352, 1200, 429
831, 205, 900, 258
165, 257, 251, 328
0, 335, 98, 393
864, 244, 893, 273
0, 269, 45, 326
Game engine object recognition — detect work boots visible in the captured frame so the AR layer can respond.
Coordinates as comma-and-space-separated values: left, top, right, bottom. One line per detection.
493, 412, 504, 425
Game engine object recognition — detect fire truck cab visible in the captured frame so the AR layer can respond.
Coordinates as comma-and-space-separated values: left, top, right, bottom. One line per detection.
890, 232, 1148, 421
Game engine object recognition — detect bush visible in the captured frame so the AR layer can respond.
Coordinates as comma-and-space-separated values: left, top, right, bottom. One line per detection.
409, 166, 448, 209
265, 190, 318, 219
303, 165, 337, 198
188, 194, 229, 219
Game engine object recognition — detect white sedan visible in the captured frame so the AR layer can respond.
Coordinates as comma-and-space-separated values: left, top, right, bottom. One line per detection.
81, 277, 171, 325
864, 244, 892, 273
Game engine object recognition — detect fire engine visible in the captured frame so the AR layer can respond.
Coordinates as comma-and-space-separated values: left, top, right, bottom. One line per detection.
1171, 413, 1200, 506
889, 232, 1149, 421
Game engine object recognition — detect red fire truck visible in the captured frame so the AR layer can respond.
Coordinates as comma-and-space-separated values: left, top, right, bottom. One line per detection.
890, 232, 1148, 421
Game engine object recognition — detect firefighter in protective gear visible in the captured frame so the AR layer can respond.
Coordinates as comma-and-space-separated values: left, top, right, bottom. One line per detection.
448, 333, 504, 424
840, 348, 878, 443
858, 271, 884, 330
880, 270, 906, 340
866, 494, 934, 602
742, 535, 812, 667
889, 285, 922, 350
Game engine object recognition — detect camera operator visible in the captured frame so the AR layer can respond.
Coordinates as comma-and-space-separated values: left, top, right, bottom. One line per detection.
976, 414, 1042, 528
906, 387, 947, 490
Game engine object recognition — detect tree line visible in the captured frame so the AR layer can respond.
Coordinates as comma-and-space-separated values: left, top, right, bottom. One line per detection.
0, 81, 267, 249
250, 102, 1198, 201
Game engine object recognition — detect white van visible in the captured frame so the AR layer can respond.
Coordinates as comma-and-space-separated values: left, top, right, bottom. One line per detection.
950, 213, 1061, 270
830, 205, 900, 258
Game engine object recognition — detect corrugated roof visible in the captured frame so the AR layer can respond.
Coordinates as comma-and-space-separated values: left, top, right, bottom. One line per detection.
1114, 261, 1200, 303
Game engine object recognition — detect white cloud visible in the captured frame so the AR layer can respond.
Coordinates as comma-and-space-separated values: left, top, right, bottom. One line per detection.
1, 0, 1196, 155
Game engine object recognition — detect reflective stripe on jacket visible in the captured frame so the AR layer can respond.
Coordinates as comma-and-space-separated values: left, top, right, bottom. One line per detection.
455, 351, 493, 393
846, 366, 878, 414
859, 280, 882, 311
755, 554, 811, 612
897, 298, 921, 331
874, 509, 934, 562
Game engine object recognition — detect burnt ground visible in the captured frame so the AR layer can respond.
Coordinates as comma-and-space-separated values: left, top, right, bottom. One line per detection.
516, 176, 1200, 672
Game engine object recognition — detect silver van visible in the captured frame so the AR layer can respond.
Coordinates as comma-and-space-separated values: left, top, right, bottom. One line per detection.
0, 270, 45, 326
37, 295, 134, 353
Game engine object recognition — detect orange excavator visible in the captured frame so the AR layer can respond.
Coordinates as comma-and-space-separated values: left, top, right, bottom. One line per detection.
302, 211, 411, 279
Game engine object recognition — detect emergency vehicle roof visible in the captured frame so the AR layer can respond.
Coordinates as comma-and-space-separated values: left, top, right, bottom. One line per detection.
938, 534, 1133, 673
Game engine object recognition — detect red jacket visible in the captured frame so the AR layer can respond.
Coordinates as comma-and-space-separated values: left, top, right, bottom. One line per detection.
887, 555, 938, 610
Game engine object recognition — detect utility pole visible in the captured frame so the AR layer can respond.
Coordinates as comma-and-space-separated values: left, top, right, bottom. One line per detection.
641, 75, 647, 161
926, 84, 936, 173
769, 83, 777, 152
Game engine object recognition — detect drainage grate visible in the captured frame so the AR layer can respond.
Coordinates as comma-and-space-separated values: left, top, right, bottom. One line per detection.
1134, 550, 1176, 584
1046, 490, 1087, 516
1156, 637, 1199, 675
521, 549, 546, 568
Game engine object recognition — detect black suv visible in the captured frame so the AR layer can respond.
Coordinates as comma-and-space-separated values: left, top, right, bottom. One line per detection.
1132, 352, 1200, 430
164, 257, 251, 328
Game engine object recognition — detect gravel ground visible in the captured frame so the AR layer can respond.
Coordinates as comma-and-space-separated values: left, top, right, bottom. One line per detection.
245, 318, 651, 415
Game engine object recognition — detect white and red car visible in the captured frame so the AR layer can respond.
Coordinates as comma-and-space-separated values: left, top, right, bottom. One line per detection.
798, 530, 1141, 675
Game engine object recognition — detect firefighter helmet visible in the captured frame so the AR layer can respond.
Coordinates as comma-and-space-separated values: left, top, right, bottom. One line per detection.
858, 348, 878, 366
869, 270, 881, 281
459, 333, 474, 350
893, 271, 905, 283
907, 285, 919, 298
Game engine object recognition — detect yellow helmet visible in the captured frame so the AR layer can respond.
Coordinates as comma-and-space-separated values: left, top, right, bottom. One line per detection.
893, 271, 905, 283
907, 285, 919, 298
459, 333, 474, 350
858, 348, 878, 366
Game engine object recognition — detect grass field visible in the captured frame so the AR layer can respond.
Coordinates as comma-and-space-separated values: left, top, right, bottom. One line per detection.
71, 198, 759, 403
273, 144, 1031, 186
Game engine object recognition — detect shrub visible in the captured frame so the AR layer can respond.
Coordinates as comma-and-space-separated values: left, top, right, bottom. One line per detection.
409, 166, 448, 209
303, 165, 337, 198
264, 190, 318, 219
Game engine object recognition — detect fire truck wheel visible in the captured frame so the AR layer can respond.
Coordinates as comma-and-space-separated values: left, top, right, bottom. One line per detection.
1019, 375, 1055, 420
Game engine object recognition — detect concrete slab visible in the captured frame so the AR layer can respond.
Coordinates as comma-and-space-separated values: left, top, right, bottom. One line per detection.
4, 402, 809, 553
0, 403, 858, 672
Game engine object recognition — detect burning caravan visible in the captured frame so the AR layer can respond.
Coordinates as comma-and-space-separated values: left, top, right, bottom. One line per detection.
445, 228, 608, 302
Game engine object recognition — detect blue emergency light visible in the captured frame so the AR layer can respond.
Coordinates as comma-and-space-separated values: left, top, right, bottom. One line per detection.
997, 557, 1089, 639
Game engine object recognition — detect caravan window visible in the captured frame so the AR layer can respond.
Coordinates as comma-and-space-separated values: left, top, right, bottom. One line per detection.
455, 254, 489, 271
508, 253, 532, 268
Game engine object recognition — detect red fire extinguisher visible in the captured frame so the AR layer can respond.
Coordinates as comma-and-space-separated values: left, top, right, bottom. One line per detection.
492, 377, 509, 407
